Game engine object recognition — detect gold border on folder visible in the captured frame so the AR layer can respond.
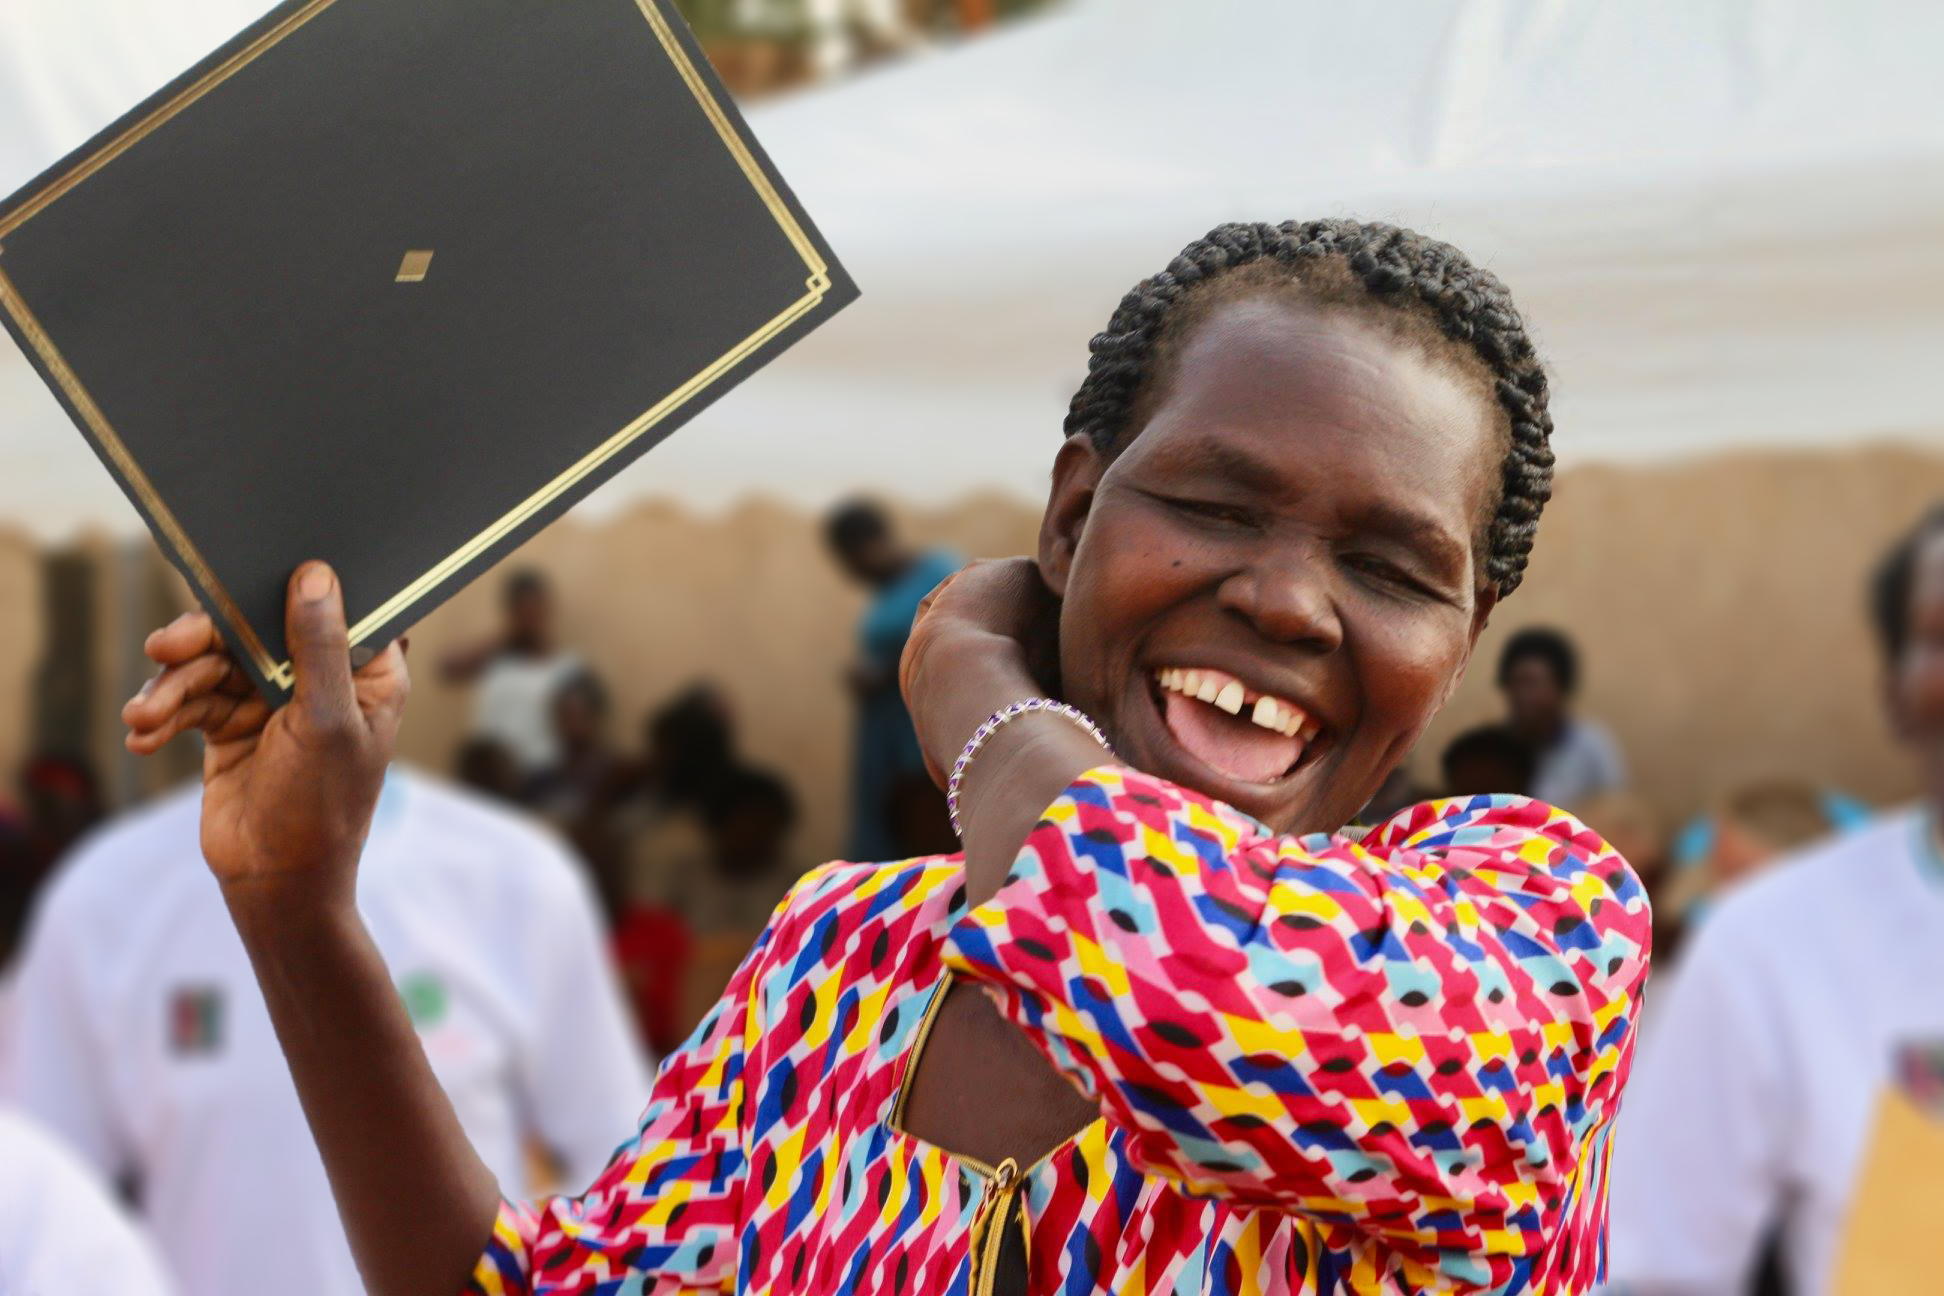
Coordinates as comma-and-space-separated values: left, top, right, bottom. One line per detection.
0, 0, 830, 690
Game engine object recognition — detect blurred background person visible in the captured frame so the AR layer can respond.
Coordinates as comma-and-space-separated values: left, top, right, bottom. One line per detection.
1440, 723, 1538, 799
0, 1107, 175, 1296
1658, 780, 1843, 938
453, 735, 525, 806
0, 752, 103, 1094
609, 683, 739, 914
5, 765, 650, 1296
12, 753, 103, 883
528, 671, 625, 821
609, 893, 694, 1058
823, 498, 960, 862
677, 764, 803, 1032
1498, 627, 1627, 809
439, 569, 584, 781
691, 765, 800, 940
527, 669, 630, 919
605, 683, 741, 1050
1663, 781, 1873, 940
1, 754, 103, 962
1703, 781, 1839, 895
1356, 759, 1429, 826
1605, 504, 1944, 1296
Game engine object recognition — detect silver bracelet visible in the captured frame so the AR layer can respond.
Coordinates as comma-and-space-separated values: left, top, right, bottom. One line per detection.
946, 698, 1116, 839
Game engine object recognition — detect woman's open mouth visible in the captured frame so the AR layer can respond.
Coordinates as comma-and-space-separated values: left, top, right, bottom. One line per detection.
1147, 667, 1326, 786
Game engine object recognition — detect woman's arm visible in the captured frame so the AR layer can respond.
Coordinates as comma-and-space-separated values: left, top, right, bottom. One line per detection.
228, 885, 504, 1295
902, 561, 1652, 1290
124, 566, 499, 1296
945, 767, 1647, 1281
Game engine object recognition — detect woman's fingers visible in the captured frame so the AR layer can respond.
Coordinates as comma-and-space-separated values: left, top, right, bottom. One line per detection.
143, 611, 218, 666
123, 650, 247, 733
125, 689, 270, 755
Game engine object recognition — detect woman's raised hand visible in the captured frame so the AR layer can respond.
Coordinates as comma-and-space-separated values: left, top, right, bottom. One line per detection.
127, 563, 502, 1296
899, 557, 1061, 790
121, 562, 408, 909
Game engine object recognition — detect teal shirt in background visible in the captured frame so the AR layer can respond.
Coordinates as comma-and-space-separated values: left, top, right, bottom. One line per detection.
848, 549, 961, 862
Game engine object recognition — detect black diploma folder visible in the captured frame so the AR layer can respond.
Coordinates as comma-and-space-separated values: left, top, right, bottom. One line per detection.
0, 0, 856, 701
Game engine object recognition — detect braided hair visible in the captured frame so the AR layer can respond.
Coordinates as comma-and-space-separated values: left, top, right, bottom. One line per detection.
1063, 219, 1555, 596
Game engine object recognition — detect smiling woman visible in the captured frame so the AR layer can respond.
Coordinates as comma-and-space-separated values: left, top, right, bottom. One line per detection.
122, 219, 1649, 1296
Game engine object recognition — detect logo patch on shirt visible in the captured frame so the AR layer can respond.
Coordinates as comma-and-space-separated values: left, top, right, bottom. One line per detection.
399, 971, 449, 1029
168, 985, 224, 1055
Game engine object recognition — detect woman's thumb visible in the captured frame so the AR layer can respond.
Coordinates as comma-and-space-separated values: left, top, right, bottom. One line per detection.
285, 562, 356, 722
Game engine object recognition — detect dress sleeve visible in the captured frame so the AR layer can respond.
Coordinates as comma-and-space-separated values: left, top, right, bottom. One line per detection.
941, 766, 1651, 1292
465, 867, 827, 1296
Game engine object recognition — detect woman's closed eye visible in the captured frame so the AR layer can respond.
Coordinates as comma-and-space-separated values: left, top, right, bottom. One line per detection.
1157, 492, 1266, 531
1343, 551, 1448, 601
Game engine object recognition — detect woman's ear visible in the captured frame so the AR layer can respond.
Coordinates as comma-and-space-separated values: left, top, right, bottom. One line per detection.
1037, 434, 1104, 598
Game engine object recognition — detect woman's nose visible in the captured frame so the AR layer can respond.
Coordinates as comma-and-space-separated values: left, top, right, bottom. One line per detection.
1216, 554, 1344, 652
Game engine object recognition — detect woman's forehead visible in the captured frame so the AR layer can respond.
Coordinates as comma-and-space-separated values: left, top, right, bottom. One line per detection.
1164, 295, 1493, 429
1133, 299, 1500, 504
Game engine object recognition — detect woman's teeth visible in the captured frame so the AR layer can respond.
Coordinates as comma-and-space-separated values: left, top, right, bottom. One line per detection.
1155, 668, 1316, 739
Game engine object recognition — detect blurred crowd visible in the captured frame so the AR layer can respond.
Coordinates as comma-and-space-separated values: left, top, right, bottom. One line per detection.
438, 499, 960, 1055
1, 495, 1941, 1296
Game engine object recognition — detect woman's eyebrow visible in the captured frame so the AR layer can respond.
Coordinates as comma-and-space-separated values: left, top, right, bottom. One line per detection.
1162, 437, 1284, 487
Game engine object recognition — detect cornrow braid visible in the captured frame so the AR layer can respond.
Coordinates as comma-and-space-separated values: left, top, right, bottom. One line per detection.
1064, 219, 1555, 596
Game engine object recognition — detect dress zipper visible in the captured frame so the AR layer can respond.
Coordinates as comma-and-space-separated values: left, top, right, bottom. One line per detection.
969, 1156, 1025, 1296
893, 975, 1044, 1296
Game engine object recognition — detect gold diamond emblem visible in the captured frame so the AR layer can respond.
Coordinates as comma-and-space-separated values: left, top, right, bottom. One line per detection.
395, 249, 434, 283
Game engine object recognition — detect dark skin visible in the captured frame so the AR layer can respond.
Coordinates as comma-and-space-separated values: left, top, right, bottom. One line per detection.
1891, 531, 1944, 818
1503, 656, 1568, 747
437, 585, 556, 681
834, 530, 920, 695
123, 295, 1507, 1293
899, 298, 1503, 1167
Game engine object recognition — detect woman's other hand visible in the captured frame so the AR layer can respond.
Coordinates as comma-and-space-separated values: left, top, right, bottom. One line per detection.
121, 561, 407, 911
899, 557, 1060, 791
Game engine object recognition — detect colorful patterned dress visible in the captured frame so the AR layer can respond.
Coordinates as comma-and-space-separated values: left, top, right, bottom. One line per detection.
467, 766, 1650, 1295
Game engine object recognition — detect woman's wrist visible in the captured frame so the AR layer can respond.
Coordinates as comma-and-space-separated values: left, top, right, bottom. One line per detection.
954, 713, 1114, 906
948, 699, 1113, 836
221, 866, 362, 942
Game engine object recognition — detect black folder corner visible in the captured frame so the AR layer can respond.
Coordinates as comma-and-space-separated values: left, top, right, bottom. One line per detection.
0, 0, 857, 701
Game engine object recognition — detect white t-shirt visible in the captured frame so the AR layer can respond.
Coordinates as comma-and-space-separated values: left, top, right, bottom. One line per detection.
470, 651, 583, 775
1532, 717, 1627, 809
0, 970, 18, 1105
0, 1108, 174, 1296
1605, 808, 1944, 1295
5, 767, 650, 1296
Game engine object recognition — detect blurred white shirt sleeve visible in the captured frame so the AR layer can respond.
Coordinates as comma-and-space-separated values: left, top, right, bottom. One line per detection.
515, 847, 652, 1192
0, 1109, 174, 1296
1605, 922, 1790, 1294
5, 886, 133, 1181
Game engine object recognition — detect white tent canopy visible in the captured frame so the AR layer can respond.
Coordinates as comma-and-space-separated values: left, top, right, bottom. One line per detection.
3, 0, 1942, 537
